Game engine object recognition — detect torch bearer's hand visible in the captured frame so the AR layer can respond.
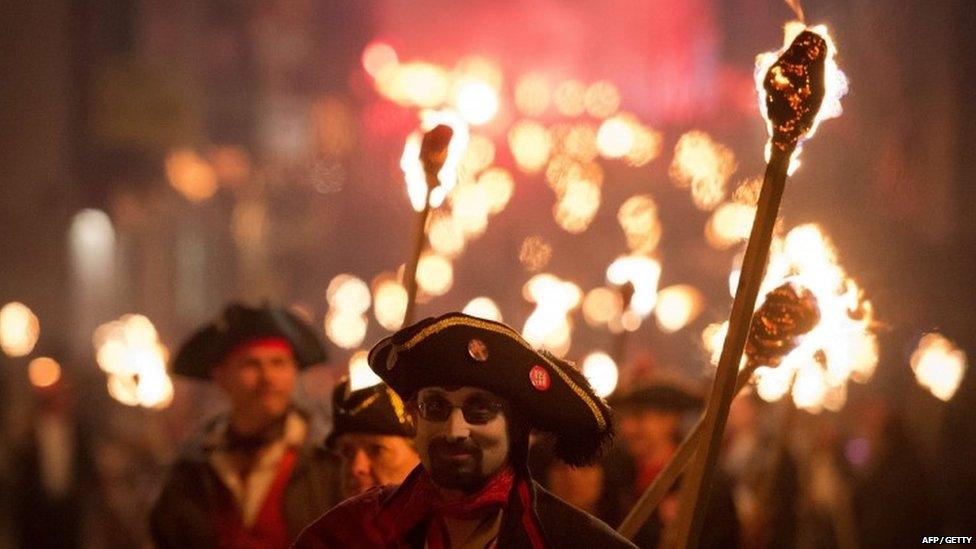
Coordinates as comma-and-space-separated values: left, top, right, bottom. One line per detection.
419, 124, 454, 187
764, 30, 827, 151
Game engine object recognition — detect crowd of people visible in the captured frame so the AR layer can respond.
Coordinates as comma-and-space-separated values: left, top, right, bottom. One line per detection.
0, 301, 956, 548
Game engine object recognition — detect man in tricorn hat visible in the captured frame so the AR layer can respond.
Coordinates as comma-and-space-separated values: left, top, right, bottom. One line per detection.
613, 382, 740, 548
296, 312, 636, 548
150, 303, 339, 548
327, 379, 420, 499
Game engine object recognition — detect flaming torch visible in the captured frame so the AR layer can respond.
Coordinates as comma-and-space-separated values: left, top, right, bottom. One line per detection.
664, 25, 844, 548
618, 281, 820, 539
401, 116, 464, 324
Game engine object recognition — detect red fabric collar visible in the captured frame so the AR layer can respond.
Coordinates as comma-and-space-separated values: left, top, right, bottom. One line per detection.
376, 465, 546, 548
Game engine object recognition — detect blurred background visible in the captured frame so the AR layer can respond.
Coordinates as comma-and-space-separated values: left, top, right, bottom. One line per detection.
1, 0, 973, 547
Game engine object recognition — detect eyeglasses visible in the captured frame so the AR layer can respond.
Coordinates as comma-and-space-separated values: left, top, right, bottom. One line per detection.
416, 394, 504, 425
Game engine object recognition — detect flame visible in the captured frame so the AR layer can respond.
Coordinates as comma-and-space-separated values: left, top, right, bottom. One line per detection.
911, 333, 967, 402
462, 297, 503, 322
349, 350, 383, 392
582, 351, 619, 398
755, 22, 849, 173
669, 131, 737, 211
93, 315, 173, 409
401, 110, 470, 212
0, 301, 40, 357
747, 224, 876, 411
508, 120, 553, 173
606, 255, 662, 317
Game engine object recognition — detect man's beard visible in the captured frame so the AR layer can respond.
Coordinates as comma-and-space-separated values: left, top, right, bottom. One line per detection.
426, 438, 488, 493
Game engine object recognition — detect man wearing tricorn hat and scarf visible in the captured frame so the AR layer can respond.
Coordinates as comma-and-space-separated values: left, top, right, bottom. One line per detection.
150, 303, 339, 548
327, 377, 420, 499
296, 312, 636, 548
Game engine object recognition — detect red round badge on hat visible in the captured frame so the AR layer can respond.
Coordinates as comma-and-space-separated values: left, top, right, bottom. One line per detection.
529, 365, 551, 391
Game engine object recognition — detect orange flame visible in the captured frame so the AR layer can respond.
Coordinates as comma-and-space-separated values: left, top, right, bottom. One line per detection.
755, 22, 848, 173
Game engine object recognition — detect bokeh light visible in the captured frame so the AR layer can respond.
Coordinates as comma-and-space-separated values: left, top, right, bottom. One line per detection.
596, 116, 636, 159
93, 314, 173, 409
455, 80, 499, 125
515, 73, 551, 116
348, 350, 383, 392
373, 276, 408, 331
462, 297, 503, 322
165, 149, 218, 202
28, 357, 61, 388
508, 120, 552, 173
584, 81, 621, 119
416, 253, 454, 297
669, 131, 737, 210
910, 333, 967, 402
361, 41, 398, 77
654, 285, 704, 333
326, 274, 371, 315
553, 179, 601, 234
553, 80, 586, 117
582, 351, 619, 398
582, 287, 625, 327
478, 167, 515, 214
0, 301, 40, 357
518, 236, 553, 272
324, 310, 368, 349
618, 195, 662, 254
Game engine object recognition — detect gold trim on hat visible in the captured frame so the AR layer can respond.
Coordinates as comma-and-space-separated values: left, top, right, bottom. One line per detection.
386, 387, 412, 426
394, 316, 607, 430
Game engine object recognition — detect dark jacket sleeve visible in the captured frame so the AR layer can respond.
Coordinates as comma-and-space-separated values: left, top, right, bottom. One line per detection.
533, 484, 638, 548
150, 461, 219, 549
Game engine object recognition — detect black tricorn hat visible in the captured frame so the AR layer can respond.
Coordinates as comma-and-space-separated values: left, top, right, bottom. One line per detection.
326, 379, 415, 449
173, 302, 328, 379
610, 382, 704, 414
367, 312, 613, 466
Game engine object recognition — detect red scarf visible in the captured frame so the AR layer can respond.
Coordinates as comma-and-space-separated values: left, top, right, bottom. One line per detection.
375, 465, 546, 549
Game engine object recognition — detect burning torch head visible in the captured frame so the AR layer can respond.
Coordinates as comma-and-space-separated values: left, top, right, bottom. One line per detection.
763, 30, 827, 151
746, 281, 820, 368
419, 124, 454, 184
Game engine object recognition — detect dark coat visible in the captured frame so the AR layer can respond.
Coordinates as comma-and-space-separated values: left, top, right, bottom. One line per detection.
294, 470, 637, 548
150, 412, 340, 548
